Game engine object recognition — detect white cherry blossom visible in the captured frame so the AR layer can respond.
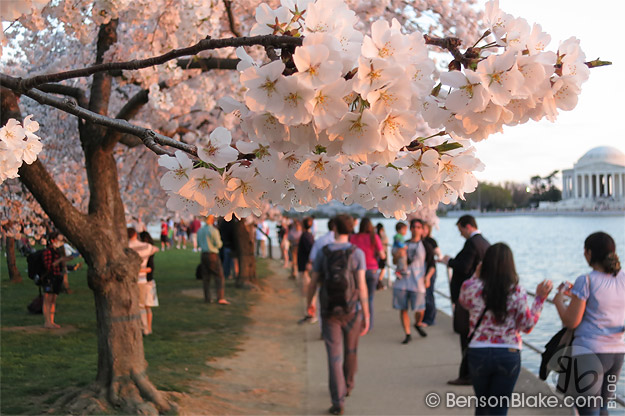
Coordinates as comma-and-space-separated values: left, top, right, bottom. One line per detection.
293, 44, 343, 88
273, 76, 315, 125
197, 127, 238, 169
250, 4, 292, 36
177, 167, 225, 208
474, 51, 524, 106
240, 60, 286, 113
311, 78, 351, 130
294, 153, 341, 189
158, 150, 194, 192
327, 110, 382, 155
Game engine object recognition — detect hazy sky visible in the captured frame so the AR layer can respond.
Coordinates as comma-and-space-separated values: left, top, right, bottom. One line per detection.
472, 0, 623, 185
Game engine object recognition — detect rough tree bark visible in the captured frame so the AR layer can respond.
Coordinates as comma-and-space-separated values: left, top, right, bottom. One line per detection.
5, 237, 23, 282
0, 21, 172, 414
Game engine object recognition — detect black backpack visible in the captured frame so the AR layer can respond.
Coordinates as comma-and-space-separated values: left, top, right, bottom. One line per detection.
319, 245, 358, 317
26, 249, 48, 286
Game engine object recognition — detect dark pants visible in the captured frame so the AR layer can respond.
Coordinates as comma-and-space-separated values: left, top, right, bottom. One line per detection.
423, 273, 437, 325
467, 347, 521, 416
560, 353, 624, 416
200, 252, 225, 302
220, 247, 234, 279
322, 310, 363, 409
453, 303, 471, 379
365, 269, 378, 329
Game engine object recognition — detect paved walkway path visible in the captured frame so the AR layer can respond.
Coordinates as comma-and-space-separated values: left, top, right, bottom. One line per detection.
303, 286, 569, 415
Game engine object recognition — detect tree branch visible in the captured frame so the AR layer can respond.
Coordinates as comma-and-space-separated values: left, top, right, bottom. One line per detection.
223, 0, 242, 38
8, 35, 303, 91
0, 87, 90, 254
176, 57, 240, 71
8, 83, 195, 157
37, 83, 89, 107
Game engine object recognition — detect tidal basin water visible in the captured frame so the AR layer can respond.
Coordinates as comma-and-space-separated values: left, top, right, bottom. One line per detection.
273, 213, 625, 395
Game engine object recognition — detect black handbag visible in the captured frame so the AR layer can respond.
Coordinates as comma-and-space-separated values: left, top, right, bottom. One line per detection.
539, 327, 574, 380
539, 274, 588, 381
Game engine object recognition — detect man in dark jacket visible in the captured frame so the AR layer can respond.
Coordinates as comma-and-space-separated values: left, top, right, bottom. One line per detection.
440, 215, 490, 385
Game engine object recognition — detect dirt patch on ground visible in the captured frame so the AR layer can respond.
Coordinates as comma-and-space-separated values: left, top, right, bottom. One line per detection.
174, 261, 308, 415
1, 324, 78, 335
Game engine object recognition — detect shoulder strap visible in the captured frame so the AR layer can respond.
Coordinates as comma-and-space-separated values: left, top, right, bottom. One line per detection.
467, 307, 488, 344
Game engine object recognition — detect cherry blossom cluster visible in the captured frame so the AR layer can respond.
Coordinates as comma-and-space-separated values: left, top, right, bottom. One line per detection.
423, 0, 590, 141
158, 0, 593, 220
159, 0, 489, 220
0, 117, 43, 183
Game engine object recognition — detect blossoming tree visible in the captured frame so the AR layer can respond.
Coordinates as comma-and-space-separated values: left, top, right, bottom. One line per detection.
0, 0, 607, 412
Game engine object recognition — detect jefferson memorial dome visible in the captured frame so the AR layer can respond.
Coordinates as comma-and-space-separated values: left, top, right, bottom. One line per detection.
557, 146, 625, 210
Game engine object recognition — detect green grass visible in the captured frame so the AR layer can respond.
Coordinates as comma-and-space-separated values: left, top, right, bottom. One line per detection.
1, 246, 267, 414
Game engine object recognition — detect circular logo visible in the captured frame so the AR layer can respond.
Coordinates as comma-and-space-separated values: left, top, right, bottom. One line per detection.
425, 392, 441, 408
548, 344, 603, 397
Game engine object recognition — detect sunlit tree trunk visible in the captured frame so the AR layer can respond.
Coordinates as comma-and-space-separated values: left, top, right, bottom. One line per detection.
0, 21, 171, 414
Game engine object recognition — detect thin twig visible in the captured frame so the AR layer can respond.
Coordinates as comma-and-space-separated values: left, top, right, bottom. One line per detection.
223, 0, 242, 38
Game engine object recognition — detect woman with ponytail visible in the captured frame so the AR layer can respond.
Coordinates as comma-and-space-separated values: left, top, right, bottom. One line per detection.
350, 217, 386, 330
459, 243, 553, 415
554, 232, 625, 415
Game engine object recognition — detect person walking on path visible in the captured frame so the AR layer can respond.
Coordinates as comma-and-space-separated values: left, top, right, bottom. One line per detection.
218, 217, 239, 280
175, 220, 188, 249
349, 217, 386, 330
300, 218, 337, 324
288, 220, 302, 279
160, 219, 169, 250
298, 217, 316, 319
41, 231, 72, 329
128, 227, 159, 335
309, 218, 336, 265
306, 214, 370, 416
553, 232, 625, 416
459, 243, 553, 415
198, 215, 229, 305
189, 216, 202, 252
255, 219, 270, 258
278, 216, 290, 268
376, 223, 389, 288
392, 218, 434, 344
422, 221, 441, 326
439, 214, 490, 385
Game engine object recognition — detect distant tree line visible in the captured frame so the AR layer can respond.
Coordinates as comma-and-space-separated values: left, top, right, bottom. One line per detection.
458, 170, 562, 211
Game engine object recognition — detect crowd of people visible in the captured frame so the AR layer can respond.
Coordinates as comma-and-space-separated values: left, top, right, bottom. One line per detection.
286, 213, 624, 416
16, 212, 624, 416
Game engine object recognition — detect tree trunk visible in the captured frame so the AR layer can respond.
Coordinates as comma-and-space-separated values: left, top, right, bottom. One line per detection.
88, 250, 170, 414
6, 237, 23, 283
2, 26, 172, 411
235, 220, 257, 288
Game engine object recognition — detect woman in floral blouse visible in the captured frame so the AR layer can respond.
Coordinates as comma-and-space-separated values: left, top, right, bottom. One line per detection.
459, 243, 553, 415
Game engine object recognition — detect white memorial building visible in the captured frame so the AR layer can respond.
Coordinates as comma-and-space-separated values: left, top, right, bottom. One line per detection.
551, 146, 625, 211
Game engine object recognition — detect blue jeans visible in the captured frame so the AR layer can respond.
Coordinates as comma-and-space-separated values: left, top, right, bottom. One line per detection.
467, 347, 521, 415
219, 247, 234, 279
365, 269, 378, 329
